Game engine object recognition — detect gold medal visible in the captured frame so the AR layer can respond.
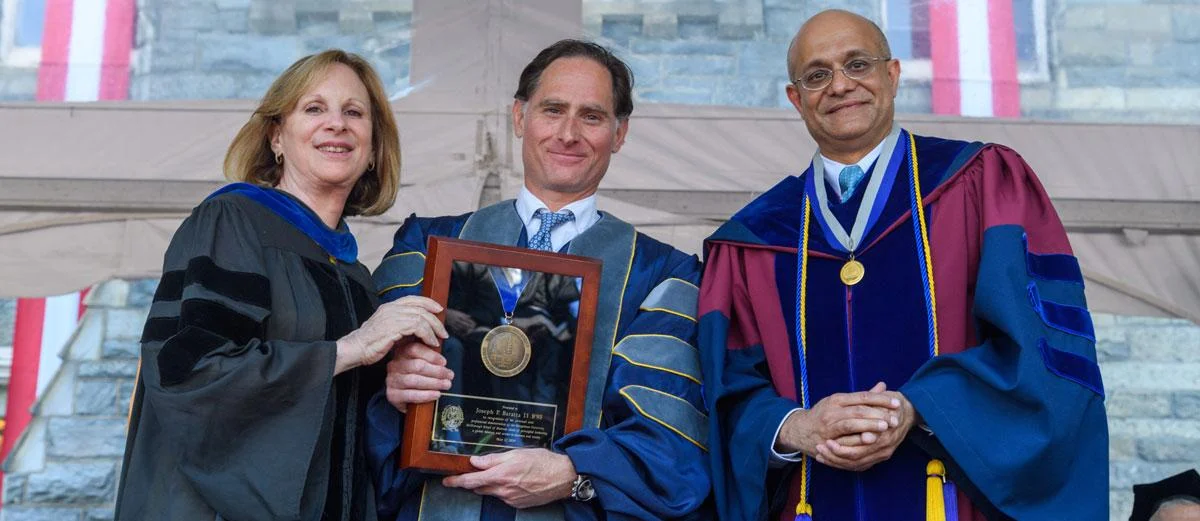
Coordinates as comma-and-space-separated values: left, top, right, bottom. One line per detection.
840, 259, 865, 286
480, 324, 532, 377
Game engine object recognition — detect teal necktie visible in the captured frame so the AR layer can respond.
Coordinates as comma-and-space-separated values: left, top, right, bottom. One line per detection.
838, 165, 866, 203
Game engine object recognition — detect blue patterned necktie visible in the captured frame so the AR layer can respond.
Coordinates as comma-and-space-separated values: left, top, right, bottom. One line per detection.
528, 208, 575, 251
838, 165, 866, 203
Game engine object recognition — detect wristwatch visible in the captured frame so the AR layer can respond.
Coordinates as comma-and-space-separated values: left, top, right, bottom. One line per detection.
570, 474, 596, 502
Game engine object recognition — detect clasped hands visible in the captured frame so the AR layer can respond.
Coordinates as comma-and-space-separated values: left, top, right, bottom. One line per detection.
776, 381, 917, 472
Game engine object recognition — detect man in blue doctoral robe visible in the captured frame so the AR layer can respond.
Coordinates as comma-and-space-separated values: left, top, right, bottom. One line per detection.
698, 10, 1108, 521
367, 39, 712, 521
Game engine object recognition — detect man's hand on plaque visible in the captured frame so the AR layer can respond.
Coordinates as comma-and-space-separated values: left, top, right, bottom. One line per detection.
441, 448, 576, 509
815, 389, 916, 472
385, 341, 454, 413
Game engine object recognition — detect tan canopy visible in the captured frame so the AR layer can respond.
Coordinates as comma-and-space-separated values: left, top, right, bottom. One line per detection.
1, 99, 1197, 323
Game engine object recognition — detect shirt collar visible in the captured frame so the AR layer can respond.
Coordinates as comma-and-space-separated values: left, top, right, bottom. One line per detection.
515, 186, 599, 229
820, 138, 888, 200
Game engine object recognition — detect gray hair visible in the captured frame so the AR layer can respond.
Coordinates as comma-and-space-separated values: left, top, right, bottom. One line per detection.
1150, 496, 1200, 521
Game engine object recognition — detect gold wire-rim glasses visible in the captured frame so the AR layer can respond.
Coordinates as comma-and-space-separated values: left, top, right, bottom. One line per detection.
792, 56, 893, 91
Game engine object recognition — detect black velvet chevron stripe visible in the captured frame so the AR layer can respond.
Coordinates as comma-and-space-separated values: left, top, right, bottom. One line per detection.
140, 271, 186, 343
154, 270, 186, 301
347, 277, 375, 328
155, 299, 267, 386
147, 255, 272, 386
158, 325, 233, 387
179, 298, 265, 347
303, 258, 353, 339
185, 256, 271, 309
141, 317, 179, 343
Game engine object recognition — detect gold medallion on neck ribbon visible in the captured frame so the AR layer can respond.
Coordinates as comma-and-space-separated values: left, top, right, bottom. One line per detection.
481, 324, 532, 377
840, 259, 865, 286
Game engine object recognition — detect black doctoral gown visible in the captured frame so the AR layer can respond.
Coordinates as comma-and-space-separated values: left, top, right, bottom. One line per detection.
115, 184, 383, 521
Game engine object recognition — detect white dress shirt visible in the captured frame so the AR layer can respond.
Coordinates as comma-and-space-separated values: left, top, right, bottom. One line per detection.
820, 138, 887, 201
514, 186, 601, 252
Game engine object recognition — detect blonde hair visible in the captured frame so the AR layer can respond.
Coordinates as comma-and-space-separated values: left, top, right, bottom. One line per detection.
224, 49, 400, 217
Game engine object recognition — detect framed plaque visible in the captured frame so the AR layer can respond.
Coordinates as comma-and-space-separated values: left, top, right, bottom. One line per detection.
399, 236, 602, 474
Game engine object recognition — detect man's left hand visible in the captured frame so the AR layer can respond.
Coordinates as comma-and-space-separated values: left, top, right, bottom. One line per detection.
815, 390, 917, 472
442, 448, 577, 509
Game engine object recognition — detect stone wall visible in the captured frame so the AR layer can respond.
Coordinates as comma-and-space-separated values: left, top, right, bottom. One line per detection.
1, 281, 150, 521
0, 298, 13, 409
1050, 1, 1200, 123
0, 0, 413, 102
130, 0, 413, 101
0, 299, 13, 355
585, 0, 1200, 124
0, 0, 35, 100
0, 67, 34, 101
594, 0, 881, 110
1098, 314, 1200, 520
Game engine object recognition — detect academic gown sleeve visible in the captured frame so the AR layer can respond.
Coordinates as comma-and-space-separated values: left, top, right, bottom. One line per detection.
555, 247, 714, 520
365, 214, 444, 519
698, 242, 805, 521
138, 197, 339, 520
900, 145, 1109, 520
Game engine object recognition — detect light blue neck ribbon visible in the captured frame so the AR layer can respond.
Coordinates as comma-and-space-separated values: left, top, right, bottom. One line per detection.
804, 125, 906, 254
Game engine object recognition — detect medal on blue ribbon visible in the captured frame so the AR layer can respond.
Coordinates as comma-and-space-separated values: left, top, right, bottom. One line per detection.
481, 266, 532, 377
805, 125, 907, 285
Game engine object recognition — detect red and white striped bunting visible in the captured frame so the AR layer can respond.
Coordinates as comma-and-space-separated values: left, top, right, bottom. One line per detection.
36, 0, 135, 102
929, 0, 1020, 117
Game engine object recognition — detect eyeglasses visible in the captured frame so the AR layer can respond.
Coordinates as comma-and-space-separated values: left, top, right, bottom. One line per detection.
792, 56, 892, 91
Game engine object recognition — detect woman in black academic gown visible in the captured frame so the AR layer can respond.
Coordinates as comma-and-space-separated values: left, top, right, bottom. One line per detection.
114, 49, 449, 521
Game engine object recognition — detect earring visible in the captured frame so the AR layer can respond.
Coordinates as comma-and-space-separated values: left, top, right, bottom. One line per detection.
367, 159, 376, 171
274, 153, 283, 165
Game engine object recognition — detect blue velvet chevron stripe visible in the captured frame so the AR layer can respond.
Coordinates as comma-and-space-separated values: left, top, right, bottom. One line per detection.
1027, 282, 1096, 341
901, 224, 1108, 520
208, 183, 359, 263
1021, 236, 1101, 395
613, 334, 702, 384
619, 385, 709, 450
1024, 235, 1084, 284
1039, 339, 1105, 397
638, 278, 699, 321
374, 251, 426, 296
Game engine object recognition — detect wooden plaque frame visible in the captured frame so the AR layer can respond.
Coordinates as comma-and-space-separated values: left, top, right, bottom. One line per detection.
398, 236, 602, 474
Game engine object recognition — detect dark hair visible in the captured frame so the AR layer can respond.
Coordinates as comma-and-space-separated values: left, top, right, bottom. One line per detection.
514, 39, 634, 120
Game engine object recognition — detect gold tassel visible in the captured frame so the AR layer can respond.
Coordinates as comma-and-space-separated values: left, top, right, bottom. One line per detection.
926, 459, 947, 521
794, 500, 813, 521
